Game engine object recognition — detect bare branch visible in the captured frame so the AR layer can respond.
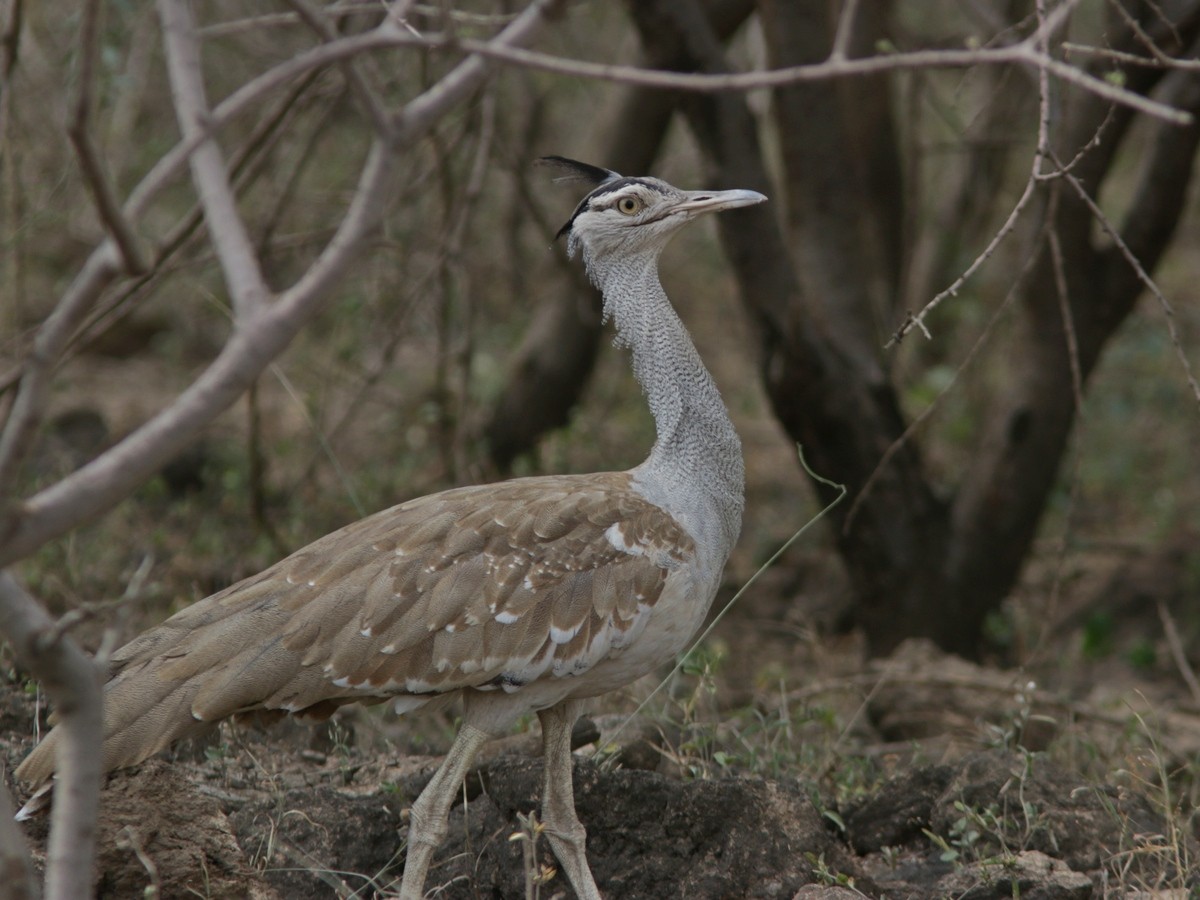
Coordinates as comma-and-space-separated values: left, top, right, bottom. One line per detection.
282, 0, 389, 135
99, 0, 1184, 252
388, 0, 562, 142
69, 0, 148, 275
887, 0, 1138, 349
1046, 200, 1085, 412
847, 262, 1027, 535
0, 573, 102, 900
0, 234, 372, 568
0, 770, 38, 900
886, 173, 1037, 347
1157, 599, 1200, 706
434, 31, 1193, 124
0, 0, 562, 568
157, 12, 1192, 133
1039, 0, 1084, 413
119, 0, 557, 249
1063, 39, 1200, 69
1056, 159, 1200, 409
1107, 0, 1200, 69
157, 0, 270, 320
829, 0, 861, 62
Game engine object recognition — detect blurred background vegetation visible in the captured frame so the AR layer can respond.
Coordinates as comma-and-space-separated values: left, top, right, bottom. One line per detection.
2, 0, 1199, 703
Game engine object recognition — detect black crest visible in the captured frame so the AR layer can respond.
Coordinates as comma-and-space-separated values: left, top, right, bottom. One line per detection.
538, 156, 628, 242
537, 156, 621, 187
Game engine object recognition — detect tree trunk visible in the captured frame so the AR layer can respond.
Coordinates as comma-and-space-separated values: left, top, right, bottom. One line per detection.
631, 0, 1200, 657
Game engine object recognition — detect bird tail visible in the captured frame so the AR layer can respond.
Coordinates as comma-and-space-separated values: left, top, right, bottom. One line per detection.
14, 658, 224, 789
15, 605, 309, 792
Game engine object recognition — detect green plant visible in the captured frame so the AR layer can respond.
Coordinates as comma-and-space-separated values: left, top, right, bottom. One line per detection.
508, 811, 558, 900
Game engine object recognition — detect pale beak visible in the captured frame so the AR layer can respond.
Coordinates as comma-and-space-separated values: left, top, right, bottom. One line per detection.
670, 188, 768, 216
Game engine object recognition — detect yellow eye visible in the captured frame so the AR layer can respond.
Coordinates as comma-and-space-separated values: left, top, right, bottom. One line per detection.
616, 196, 642, 215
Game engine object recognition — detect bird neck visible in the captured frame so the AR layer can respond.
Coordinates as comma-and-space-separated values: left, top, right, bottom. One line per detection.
587, 251, 744, 556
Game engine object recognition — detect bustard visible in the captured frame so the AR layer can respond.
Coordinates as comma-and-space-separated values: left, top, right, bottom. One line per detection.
17, 157, 766, 899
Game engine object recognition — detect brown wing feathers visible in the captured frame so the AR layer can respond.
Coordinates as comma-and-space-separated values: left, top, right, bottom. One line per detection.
16, 472, 694, 787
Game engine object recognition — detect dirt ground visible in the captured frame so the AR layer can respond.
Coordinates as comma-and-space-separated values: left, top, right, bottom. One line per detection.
4, 622, 1199, 899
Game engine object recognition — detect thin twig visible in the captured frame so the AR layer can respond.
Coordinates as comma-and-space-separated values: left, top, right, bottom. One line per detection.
1054, 156, 1200, 409
282, 0, 389, 135
1045, 191, 1086, 412
885, 0, 1051, 348
1063, 40, 1200, 70
1157, 600, 1200, 707
886, 0, 1120, 350
847, 260, 1028, 534
886, 173, 1037, 347
1107, 0, 1200, 69
829, 0, 861, 62
69, 0, 147, 275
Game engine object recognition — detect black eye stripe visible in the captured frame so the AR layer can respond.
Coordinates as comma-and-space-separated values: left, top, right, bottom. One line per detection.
555, 177, 671, 240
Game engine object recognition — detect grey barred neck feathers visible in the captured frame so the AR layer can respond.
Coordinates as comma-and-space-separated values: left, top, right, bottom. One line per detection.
554, 163, 766, 558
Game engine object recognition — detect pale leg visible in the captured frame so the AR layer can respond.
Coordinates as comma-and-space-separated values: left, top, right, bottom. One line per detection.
399, 723, 490, 900
538, 700, 603, 900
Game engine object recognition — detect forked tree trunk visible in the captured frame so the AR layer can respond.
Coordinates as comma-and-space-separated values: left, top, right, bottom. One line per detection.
626, 0, 1200, 657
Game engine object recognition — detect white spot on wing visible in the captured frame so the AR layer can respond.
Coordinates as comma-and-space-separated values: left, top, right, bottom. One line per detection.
550, 622, 584, 644
605, 522, 644, 556
495, 610, 520, 625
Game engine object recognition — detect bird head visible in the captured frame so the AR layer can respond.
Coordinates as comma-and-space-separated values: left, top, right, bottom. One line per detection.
540, 156, 767, 268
